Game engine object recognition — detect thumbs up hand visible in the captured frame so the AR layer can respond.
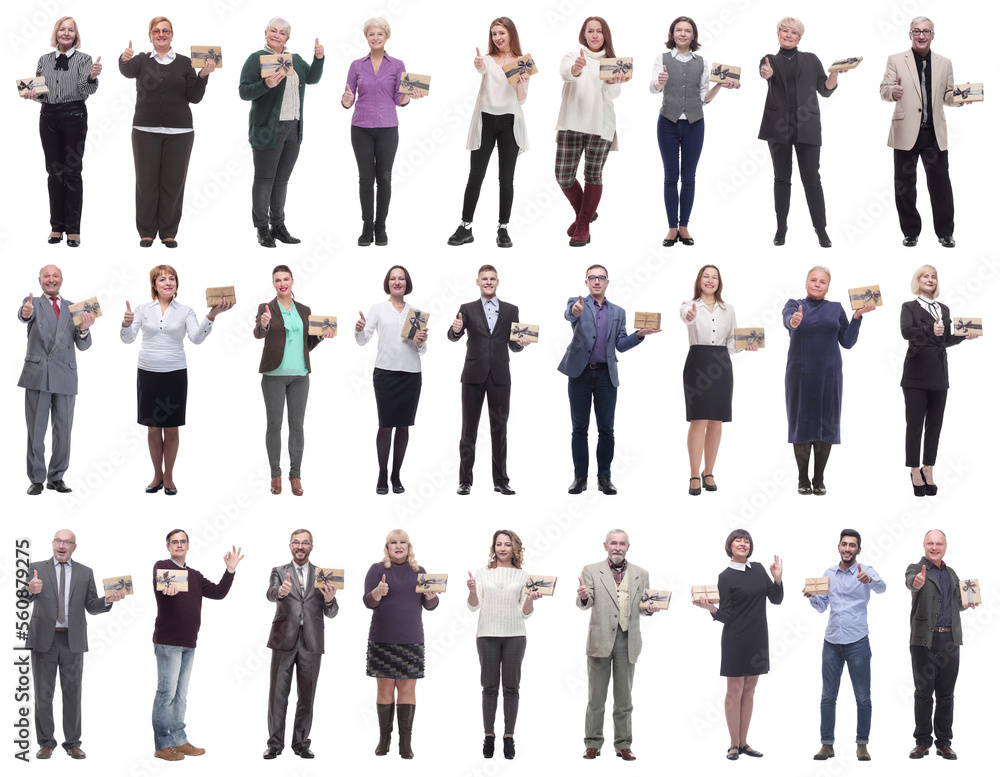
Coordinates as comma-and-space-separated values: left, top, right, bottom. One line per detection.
933, 317, 944, 337
122, 300, 134, 328
373, 573, 389, 601
571, 295, 584, 317
466, 571, 477, 593
577, 575, 589, 600
790, 304, 804, 329
260, 305, 272, 329
913, 564, 926, 590
474, 47, 485, 72
28, 569, 43, 594
341, 84, 355, 107
656, 65, 669, 89
760, 56, 773, 79
90, 56, 102, 79
572, 47, 587, 76
314, 38, 324, 59
278, 572, 293, 598
355, 310, 366, 333
21, 293, 34, 320
685, 302, 697, 322
452, 311, 463, 334
122, 40, 134, 63
893, 76, 904, 101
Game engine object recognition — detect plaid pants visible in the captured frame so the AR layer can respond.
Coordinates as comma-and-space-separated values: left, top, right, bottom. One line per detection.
555, 130, 612, 187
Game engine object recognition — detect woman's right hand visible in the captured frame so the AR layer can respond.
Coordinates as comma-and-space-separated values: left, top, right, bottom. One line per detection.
265, 69, 285, 88
789, 304, 803, 329
685, 303, 697, 322
342, 85, 354, 107
122, 300, 134, 328
355, 310, 366, 332
122, 40, 134, 63
260, 305, 272, 328
933, 317, 944, 337
571, 47, 587, 77
474, 47, 485, 72
466, 571, 477, 594
760, 56, 773, 80
372, 573, 389, 601
656, 65, 668, 89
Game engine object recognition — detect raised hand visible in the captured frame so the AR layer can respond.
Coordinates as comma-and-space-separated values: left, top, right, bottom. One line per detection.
892, 76, 903, 101
474, 47, 484, 72
656, 65, 668, 89
913, 564, 926, 590
28, 569, 42, 594
571, 295, 584, 317
572, 47, 587, 76
856, 568, 872, 585
21, 293, 34, 320
278, 572, 293, 597
122, 300, 134, 328
760, 56, 773, 80
342, 85, 354, 107
373, 573, 389, 601
224, 545, 244, 572
577, 575, 589, 600
933, 316, 944, 337
466, 571, 477, 593
790, 304, 804, 328
355, 310, 366, 332
314, 38, 324, 59
451, 311, 463, 334
260, 305, 272, 329
122, 40, 134, 63
90, 56, 102, 79
685, 302, 697, 322
770, 554, 783, 583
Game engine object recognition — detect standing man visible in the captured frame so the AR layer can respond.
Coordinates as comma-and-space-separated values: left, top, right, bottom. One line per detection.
448, 264, 530, 496
880, 17, 965, 248
558, 265, 660, 495
18, 265, 95, 495
151, 529, 243, 762
576, 529, 656, 761
27, 529, 124, 759
263, 529, 338, 760
805, 530, 886, 762
905, 529, 977, 760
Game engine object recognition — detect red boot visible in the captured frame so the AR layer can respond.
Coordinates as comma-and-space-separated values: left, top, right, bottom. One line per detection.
570, 184, 603, 247
561, 180, 583, 235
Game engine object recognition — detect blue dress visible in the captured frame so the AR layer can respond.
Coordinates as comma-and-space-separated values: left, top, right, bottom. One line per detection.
782, 297, 862, 444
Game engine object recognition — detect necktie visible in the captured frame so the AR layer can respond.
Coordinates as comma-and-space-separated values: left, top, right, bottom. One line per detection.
57, 563, 66, 624
297, 564, 306, 596
51, 296, 60, 320
919, 59, 929, 127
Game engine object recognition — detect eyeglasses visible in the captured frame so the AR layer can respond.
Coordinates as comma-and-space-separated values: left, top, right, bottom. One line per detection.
290, 541, 313, 548
586, 275, 608, 282
53, 540, 76, 547
169, 539, 188, 546
910, 30, 934, 37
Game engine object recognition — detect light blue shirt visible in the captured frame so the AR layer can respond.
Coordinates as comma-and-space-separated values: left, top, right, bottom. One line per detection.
481, 297, 498, 333
809, 561, 886, 644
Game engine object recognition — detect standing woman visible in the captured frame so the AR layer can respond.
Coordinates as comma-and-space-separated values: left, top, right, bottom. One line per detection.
355, 266, 428, 494
555, 16, 629, 247
239, 17, 324, 248
758, 17, 848, 247
680, 265, 757, 496
120, 265, 233, 494
254, 264, 335, 497
693, 530, 783, 760
364, 529, 440, 759
447, 17, 529, 249
467, 530, 542, 760
119, 17, 214, 248
342, 17, 422, 247
651, 16, 738, 247
20, 17, 101, 247
782, 266, 874, 495
901, 265, 979, 495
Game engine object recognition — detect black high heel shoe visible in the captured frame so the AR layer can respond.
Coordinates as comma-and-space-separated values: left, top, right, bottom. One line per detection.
815, 228, 832, 248
773, 226, 787, 246
48, 233, 63, 244
688, 476, 701, 496
701, 471, 717, 492
921, 467, 937, 496
483, 735, 495, 759
911, 469, 927, 497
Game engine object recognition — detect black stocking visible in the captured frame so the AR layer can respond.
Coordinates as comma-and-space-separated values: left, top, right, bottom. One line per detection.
376, 427, 392, 488
793, 443, 812, 487
391, 427, 410, 487
812, 442, 832, 486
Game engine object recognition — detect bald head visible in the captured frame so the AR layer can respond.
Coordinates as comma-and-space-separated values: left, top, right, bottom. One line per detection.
38, 265, 63, 297
923, 529, 947, 566
52, 528, 77, 562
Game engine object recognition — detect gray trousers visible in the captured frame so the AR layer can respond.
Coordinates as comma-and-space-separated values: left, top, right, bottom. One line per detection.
585, 626, 634, 752
267, 627, 321, 751
25, 388, 75, 484
32, 630, 84, 750
252, 120, 301, 228
262, 374, 309, 478
476, 636, 526, 735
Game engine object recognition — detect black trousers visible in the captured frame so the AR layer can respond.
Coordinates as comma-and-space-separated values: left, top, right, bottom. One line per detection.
903, 387, 948, 467
768, 141, 826, 229
459, 374, 511, 486
894, 125, 954, 238
350, 125, 399, 225
477, 636, 526, 736
267, 627, 321, 752
251, 120, 301, 228
910, 631, 959, 748
131, 129, 195, 239
32, 630, 84, 750
40, 102, 88, 234
462, 112, 518, 224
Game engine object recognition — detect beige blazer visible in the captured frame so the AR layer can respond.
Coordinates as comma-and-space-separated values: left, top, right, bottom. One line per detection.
576, 559, 651, 662
879, 50, 954, 151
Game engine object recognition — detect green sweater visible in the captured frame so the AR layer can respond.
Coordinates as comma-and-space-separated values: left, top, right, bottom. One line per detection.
238, 49, 324, 149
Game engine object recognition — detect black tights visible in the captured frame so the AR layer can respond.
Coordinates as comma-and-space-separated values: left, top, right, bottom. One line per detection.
793, 441, 832, 486
376, 427, 410, 488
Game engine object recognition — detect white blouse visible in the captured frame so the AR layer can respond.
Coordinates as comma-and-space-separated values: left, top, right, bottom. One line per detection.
556, 48, 621, 147
466, 56, 529, 154
354, 300, 427, 373
120, 299, 213, 371
679, 298, 737, 353
467, 566, 530, 638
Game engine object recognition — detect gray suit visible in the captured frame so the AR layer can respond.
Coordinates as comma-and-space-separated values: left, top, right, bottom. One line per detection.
18, 295, 92, 484
27, 558, 111, 751
265, 562, 338, 752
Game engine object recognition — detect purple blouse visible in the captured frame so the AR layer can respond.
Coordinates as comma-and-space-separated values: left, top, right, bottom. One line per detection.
363, 561, 438, 644
343, 53, 407, 128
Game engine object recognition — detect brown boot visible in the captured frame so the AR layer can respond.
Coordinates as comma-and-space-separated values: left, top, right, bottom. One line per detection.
270, 477, 281, 494
375, 703, 393, 756
397, 703, 415, 759
814, 744, 835, 760
857, 744, 871, 761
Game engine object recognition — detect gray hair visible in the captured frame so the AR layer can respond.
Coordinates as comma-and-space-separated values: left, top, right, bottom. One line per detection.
806, 265, 831, 282
605, 528, 629, 545
364, 17, 391, 38
266, 16, 291, 36
777, 17, 805, 37
910, 16, 934, 31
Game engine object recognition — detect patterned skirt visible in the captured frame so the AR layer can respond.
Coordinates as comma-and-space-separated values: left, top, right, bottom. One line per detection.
366, 640, 425, 679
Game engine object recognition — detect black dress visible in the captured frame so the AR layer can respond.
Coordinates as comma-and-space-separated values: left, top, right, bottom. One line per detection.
713, 562, 783, 677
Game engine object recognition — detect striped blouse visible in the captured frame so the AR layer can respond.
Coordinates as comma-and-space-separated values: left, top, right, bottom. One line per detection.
32, 49, 98, 104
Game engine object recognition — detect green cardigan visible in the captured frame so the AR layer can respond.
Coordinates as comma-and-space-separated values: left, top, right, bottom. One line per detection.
238, 49, 324, 149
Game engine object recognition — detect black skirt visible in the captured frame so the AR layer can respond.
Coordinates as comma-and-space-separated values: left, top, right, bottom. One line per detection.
137, 368, 188, 427
366, 640, 425, 679
373, 368, 421, 427
683, 345, 733, 422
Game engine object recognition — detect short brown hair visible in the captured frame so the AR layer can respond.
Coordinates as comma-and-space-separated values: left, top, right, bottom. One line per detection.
724, 529, 753, 559
585, 264, 608, 277
478, 264, 497, 276
666, 16, 700, 51
486, 529, 524, 569
50, 17, 81, 49
289, 528, 312, 543
149, 265, 178, 299
148, 16, 173, 36
383, 265, 413, 295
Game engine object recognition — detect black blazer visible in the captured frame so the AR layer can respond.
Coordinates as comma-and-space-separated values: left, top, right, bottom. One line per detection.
266, 562, 338, 653
446, 298, 523, 385
900, 299, 964, 390
757, 50, 835, 145
254, 299, 322, 373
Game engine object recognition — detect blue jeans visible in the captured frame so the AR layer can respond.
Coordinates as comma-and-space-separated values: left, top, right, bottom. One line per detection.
153, 644, 195, 750
656, 115, 705, 227
568, 368, 617, 478
820, 637, 872, 744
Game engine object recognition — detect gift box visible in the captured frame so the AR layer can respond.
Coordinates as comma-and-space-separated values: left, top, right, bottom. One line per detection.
401, 306, 429, 340
641, 589, 672, 610
69, 297, 102, 326
399, 72, 431, 96
206, 286, 236, 307
415, 573, 448, 593
155, 568, 188, 592
951, 83, 984, 103
260, 54, 294, 78
734, 327, 765, 350
634, 312, 662, 329
308, 315, 338, 336
504, 54, 537, 84
510, 322, 539, 342
313, 568, 345, 590
804, 577, 830, 595
960, 578, 981, 607
828, 56, 863, 72
691, 584, 720, 604
16, 76, 48, 95
599, 57, 633, 81
103, 575, 134, 596
524, 575, 557, 596
710, 63, 741, 83
953, 317, 983, 336
190, 46, 223, 68
847, 285, 882, 310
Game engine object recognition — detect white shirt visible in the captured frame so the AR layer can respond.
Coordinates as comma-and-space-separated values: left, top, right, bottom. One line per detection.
468, 566, 530, 637
135, 49, 194, 134
916, 295, 942, 320
467, 56, 529, 154
555, 48, 621, 145
354, 300, 426, 372
120, 298, 213, 371
680, 298, 737, 353
649, 49, 711, 120
728, 561, 747, 572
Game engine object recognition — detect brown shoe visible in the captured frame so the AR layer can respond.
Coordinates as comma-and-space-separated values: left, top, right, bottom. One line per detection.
67, 745, 87, 759
36, 746, 53, 759
289, 477, 303, 496
617, 748, 636, 761
154, 748, 184, 761
583, 747, 600, 759
814, 744, 835, 760
857, 744, 871, 761
936, 745, 957, 760
270, 476, 281, 494
910, 745, 930, 758
174, 743, 206, 756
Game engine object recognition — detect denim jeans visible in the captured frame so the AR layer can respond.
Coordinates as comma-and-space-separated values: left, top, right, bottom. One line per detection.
656, 115, 705, 227
820, 637, 872, 744
568, 367, 617, 478
153, 644, 195, 750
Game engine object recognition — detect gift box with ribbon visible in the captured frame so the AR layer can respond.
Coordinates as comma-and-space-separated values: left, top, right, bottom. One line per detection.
524, 575, 557, 596
401, 306, 429, 340
16, 76, 48, 95
415, 573, 448, 593
308, 315, 338, 337
828, 56, 863, 72
313, 568, 345, 590
504, 54, 537, 85
960, 578, 981, 607
953, 317, 983, 336
691, 584, 720, 604
155, 568, 189, 592
734, 327, 765, 350
103, 575, 134, 596
509, 322, 539, 343
951, 83, 984, 104
710, 63, 741, 83
804, 577, 830, 595
848, 285, 882, 310
634, 312, 662, 329
641, 589, 672, 610
191, 46, 223, 68
399, 72, 431, 96
260, 54, 294, 78
206, 286, 236, 307
599, 57, 633, 81
69, 297, 102, 327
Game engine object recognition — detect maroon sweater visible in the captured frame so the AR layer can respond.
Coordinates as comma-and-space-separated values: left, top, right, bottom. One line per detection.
152, 560, 234, 648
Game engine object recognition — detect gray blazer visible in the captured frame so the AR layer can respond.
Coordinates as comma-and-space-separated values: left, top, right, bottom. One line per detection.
266, 562, 339, 653
18, 296, 92, 395
576, 559, 652, 662
27, 558, 111, 654
905, 559, 967, 647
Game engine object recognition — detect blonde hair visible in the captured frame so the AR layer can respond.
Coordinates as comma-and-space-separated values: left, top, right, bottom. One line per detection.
149, 265, 178, 299
50, 17, 81, 49
777, 17, 805, 37
364, 17, 391, 39
911, 265, 940, 298
382, 529, 419, 572
148, 16, 173, 36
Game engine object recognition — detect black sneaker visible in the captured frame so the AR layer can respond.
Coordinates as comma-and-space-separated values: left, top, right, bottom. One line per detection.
448, 225, 474, 245
496, 227, 512, 248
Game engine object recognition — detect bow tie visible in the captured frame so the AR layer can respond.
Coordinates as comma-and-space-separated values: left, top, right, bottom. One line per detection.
55, 54, 69, 71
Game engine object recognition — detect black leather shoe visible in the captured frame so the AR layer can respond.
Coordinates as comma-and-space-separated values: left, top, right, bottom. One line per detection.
374, 222, 388, 246
938, 235, 956, 248
911, 470, 926, 497
271, 224, 301, 244
67, 238, 81, 248
46, 480, 72, 493
726, 746, 739, 760
358, 222, 374, 246
392, 482, 405, 494
376, 484, 389, 495
597, 477, 617, 495
701, 472, 717, 492
902, 235, 918, 247
910, 745, 930, 758
568, 477, 587, 494
448, 225, 474, 245
936, 745, 957, 760
28, 482, 44, 496
293, 748, 314, 759
483, 735, 495, 758
146, 480, 164, 494
257, 227, 275, 247
457, 483, 471, 495
773, 226, 787, 246
738, 745, 763, 758
503, 737, 515, 760
48, 234, 63, 244
139, 238, 154, 247
162, 239, 178, 248
689, 477, 702, 496
164, 485, 178, 496
496, 227, 512, 248
262, 747, 281, 759
662, 236, 677, 247
811, 479, 827, 496
816, 228, 832, 248
679, 232, 695, 246
494, 484, 515, 495
798, 482, 813, 495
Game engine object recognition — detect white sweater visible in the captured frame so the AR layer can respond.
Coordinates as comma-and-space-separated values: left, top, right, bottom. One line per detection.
555, 48, 621, 148
468, 566, 530, 637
